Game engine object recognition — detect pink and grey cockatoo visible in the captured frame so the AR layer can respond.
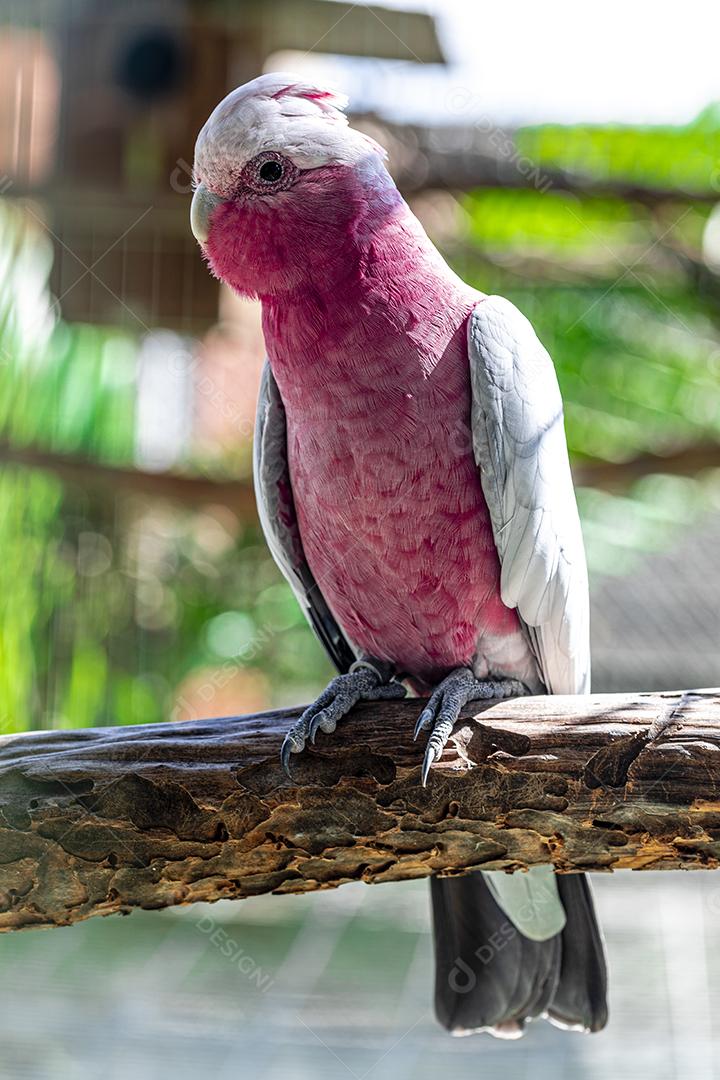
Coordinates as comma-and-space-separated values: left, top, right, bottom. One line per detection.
190, 73, 607, 1037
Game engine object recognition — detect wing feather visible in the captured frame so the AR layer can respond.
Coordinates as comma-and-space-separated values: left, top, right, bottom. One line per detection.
253, 361, 356, 674
468, 297, 590, 695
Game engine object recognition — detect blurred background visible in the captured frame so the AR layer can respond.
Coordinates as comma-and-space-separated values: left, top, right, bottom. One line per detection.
1, 0, 720, 1076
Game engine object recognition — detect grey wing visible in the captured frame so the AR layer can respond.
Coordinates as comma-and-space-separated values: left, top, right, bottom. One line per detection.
468, 296, 590, 696
253, 361, 357, 674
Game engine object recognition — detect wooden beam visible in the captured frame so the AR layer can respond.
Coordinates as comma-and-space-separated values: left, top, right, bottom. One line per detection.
572, 444, 720, 489
2, 688, 719, 933
372, 120, 720, 205
0, 441, 257, 515
4, 439, 720, 513
215, 2, 445, 64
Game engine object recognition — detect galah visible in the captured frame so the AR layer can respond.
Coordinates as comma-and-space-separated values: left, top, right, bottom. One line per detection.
190, 73, 608, 1037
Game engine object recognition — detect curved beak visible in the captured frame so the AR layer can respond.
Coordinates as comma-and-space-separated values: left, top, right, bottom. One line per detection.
190, 183, 224, 245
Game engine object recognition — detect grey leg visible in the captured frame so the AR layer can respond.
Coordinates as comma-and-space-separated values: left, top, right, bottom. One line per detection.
414, 668, 527, 786
281, 659, 406, 775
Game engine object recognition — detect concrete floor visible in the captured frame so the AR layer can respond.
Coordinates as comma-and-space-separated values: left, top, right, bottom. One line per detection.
2, 871, 719, 1080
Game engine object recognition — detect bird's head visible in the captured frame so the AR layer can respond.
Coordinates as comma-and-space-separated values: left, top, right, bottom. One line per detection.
190, 72, 398, 300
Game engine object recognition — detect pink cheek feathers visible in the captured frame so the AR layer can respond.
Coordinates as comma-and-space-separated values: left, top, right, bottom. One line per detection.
201, 163, 404, 301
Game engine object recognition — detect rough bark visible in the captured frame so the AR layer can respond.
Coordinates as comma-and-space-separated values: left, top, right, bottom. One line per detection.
1, 688, 719, 933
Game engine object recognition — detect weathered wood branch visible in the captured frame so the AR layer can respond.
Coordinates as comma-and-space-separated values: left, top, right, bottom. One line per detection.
2, 688, 720, 933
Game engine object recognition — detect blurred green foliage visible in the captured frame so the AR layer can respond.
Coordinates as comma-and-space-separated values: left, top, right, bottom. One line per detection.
1, 110, 720, 732
0, 204, 332, 733
516, 104, 720, 195
457, 187, 720, 461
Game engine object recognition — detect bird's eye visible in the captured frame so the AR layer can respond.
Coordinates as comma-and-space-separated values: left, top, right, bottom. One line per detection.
239, 152, 297, 196
259, 159, 283, 183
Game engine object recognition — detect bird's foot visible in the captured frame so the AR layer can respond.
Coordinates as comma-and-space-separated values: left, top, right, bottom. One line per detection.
281, 659, 406, 775
414, 668, 527, 786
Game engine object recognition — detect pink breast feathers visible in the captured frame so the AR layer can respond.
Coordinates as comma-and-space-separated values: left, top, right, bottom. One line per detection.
277, 307, 525, 689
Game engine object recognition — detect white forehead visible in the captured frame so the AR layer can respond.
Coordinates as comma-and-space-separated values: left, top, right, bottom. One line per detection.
194, 72, 381, 184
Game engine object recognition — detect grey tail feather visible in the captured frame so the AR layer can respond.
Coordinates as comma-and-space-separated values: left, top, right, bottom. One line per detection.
430, 871, 607, 1037
549, 874, 608, 1032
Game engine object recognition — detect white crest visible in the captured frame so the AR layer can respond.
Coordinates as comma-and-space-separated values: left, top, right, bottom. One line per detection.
194, 72, 384, 186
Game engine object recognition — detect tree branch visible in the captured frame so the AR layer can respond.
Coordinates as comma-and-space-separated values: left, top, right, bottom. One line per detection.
2, 688, 719, 933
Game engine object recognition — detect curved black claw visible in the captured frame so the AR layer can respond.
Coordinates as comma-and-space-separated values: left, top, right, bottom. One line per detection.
413, 706, 434, 742
309, 706, 336, 744
280, 663, 406, 776
415, 670, 526, 787
421, 743, 440, 787
281, 731, 303, 775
